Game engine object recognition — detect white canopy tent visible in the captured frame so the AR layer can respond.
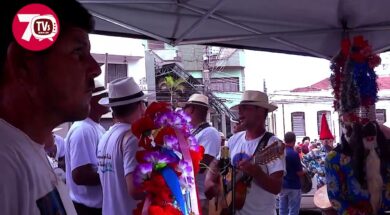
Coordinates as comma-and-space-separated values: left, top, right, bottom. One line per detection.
80, 0, 390, 60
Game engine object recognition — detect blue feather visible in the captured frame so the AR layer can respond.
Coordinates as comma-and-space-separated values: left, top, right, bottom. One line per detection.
161, 167, 187, 215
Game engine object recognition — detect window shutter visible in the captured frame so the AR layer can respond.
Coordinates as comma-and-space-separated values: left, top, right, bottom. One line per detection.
107, 64, 127, 84
376, 109, 386, 124
291, 112, 305, 136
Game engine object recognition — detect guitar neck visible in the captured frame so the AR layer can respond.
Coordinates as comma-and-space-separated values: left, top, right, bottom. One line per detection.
253, 141, 285, 165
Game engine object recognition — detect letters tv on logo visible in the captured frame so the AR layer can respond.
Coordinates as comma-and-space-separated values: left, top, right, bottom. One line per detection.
32, 15, 57, 41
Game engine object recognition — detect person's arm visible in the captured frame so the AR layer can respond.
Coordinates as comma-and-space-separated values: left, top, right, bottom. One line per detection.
204, 158, 221, 199
238, 159, 283, 194
72, 164, 100, 185
200, 154, 214, 174
122, 134, 144, 200
198, 129, 221, 174
125, 173, 144, 200
69, 127, 100, 185
294, 152, 305, 177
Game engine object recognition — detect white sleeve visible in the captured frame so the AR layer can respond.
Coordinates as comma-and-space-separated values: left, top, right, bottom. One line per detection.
123, 134, 138, 176
67, 126, 98, 171
265, 136, 286, 175
197, 128, 221, 158
54, 135, 65, 158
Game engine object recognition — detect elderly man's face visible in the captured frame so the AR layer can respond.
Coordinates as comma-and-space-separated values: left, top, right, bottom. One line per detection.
238, 105, 266, 128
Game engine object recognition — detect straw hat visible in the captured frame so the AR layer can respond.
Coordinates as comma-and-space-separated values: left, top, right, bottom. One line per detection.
99, 77, 145, 107
183, 93, 209, 108
231, 90, 277, 112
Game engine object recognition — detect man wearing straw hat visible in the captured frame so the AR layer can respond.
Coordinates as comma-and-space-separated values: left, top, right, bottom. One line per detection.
97, 77, 146, 215
182, 93, 221, 215
205, 90, 285, 215
65, 79, 109, 214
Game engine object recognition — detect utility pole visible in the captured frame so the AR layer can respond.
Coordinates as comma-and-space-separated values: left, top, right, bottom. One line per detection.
203, 46, 211, 94
263, 78, 267, 94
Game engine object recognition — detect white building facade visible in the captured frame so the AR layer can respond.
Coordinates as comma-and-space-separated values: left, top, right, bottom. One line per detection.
268, 77, 390, 143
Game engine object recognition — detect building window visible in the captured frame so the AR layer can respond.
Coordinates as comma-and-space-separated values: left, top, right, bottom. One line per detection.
376, 109, 386, 124
107, 64, 127, 84
291, 112, 305, 136
317, 111, 331, 134
209, 77, 239, 92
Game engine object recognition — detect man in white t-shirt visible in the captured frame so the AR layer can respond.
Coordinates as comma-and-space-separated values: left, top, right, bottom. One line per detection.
97, 77, 146, 215
65, 79, 109, 215
205, 90, 285, 215
0, 1, 100, 214
183, 93, 221, 215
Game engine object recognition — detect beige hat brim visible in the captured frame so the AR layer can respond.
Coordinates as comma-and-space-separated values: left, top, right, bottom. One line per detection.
98, 94, 146, 107
181, 101, 209, 108
230, 101, 278, 112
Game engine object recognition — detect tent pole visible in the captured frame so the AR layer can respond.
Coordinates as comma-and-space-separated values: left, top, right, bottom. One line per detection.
177, 3, 330, 59
173, 0, 226, 45
90, 10, 172, 44
178, 28, 342, 45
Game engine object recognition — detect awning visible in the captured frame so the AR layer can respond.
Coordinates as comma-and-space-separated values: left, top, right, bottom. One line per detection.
80, 0, 390, 59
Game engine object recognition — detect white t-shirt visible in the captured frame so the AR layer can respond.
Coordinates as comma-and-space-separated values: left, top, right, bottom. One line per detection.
0, 119, 74, 215
54, 134, 65, 160
65, 118, 105, 208
97, 123, 139, 215
226, 131, 286, 215
194, 126, 221, 200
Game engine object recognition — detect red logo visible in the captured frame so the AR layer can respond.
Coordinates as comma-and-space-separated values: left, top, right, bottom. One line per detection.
12, 3, 60, 51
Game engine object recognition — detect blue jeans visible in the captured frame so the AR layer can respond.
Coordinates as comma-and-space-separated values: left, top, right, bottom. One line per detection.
279, 188, 301, 215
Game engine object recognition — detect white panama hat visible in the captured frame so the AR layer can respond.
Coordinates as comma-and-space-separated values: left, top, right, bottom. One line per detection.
98, 77, 145, 107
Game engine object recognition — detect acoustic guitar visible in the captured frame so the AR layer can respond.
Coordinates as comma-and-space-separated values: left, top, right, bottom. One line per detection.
211, 141, 285, 215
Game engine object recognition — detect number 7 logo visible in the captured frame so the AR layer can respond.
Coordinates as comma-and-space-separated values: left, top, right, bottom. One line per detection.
12, 3, 59, 51
17, 14, 39, 42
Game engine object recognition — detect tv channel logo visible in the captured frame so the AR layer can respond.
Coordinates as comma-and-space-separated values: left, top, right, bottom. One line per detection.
12, 3, 60, 51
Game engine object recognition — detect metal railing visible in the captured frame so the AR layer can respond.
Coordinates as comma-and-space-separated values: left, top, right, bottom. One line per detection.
155, 62, 237, 120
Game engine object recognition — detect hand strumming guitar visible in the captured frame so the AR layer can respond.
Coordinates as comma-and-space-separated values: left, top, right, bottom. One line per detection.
238, 159, 259, 178
238, 158, 283, 195
205, 159, 222, 199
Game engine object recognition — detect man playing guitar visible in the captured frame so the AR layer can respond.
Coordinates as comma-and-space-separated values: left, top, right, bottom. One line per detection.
205, 90, 285, 215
